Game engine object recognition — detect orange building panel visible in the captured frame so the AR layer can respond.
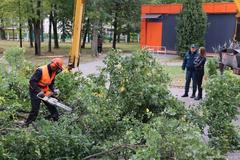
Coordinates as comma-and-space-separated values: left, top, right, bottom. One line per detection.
142, 4, 182, 14
203, 2, 237, 14
141, 2, 238, 48
142, 2, 237, 15
146, 22, 162, 46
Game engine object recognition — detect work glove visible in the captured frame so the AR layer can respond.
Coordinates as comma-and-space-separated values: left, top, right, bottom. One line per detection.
37, 91, 45, 98
53, 89, 60, 95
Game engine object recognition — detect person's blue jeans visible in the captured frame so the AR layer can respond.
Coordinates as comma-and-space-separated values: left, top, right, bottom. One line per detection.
184, 70, 197, 95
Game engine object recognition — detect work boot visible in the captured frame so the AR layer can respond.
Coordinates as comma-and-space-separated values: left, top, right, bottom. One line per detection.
44, 115, 52, 120
181, 93, 188, 97
194, 89, 202, 100
190, 94, 195, 98
194, 96, 202, 101
15, 120, 29, 128
45, 114, 59, 121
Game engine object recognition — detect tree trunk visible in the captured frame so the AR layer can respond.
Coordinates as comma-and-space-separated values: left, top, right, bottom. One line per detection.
52, 21, 59, 48
91, 21, 98, 56
127, 32, 130, 43
18, 0, 22, 47
19, 23, 23, 48
81, 18, 89, 48
12, 29, 15, 41
33, 0, 41, 55
87, 33, 90, 43
41, 20, 44, 42
52, 20, 59, 48
0, 19, 6, 40
112, 18, 117, 49
52, 6, 59, 49
48, 11, 53, 52
28, 19, 34, 48
0, 28, 6, 40
60, 20, 67, 43
117, 34, 120, 43
34, 21, 41, 55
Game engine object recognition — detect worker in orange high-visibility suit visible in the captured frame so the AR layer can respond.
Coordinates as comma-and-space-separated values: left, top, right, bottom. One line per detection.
24, 58, 64, 126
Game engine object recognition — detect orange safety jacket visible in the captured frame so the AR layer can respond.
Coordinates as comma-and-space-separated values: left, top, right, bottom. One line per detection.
37, 65, 56, 96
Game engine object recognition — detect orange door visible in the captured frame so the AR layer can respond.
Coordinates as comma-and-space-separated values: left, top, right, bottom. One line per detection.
146, 22, 162, 46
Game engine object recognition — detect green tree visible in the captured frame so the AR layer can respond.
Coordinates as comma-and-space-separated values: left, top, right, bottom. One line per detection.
0, 0, 31, 47
176, 0, 207, 57
102, 0, 144, 49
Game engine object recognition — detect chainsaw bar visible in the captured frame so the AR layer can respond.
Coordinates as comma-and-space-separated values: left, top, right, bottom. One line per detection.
39, 96, 72, 112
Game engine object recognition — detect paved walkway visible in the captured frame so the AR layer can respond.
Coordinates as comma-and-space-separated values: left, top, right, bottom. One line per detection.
169, 87, 203, 107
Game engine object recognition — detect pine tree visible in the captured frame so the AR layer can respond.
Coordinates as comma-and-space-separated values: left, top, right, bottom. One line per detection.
176, 0, 207, 57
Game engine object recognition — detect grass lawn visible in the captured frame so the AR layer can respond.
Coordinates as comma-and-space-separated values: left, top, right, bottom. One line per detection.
163, 66, 185, 87
0, 40, 140, 65
0, 40, 211, 88
163, 65, 210, 87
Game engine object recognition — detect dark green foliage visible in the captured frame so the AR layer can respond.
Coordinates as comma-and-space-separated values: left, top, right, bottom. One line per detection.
202, 72, 240, 153
0, 48, 224, 159
0, 48, 34, 122
0, 119, 92, 160
176, 0, 207, 57
207, 58, 218, 77
133, 117, 219, 159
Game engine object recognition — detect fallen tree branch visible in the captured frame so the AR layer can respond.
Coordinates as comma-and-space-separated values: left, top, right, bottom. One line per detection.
16, 109, 30, 114
0, 128, 20, 133
82, 144, 147, 160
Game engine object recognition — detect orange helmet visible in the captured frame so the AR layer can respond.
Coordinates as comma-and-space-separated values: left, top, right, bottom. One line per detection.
51, 58, 64, 69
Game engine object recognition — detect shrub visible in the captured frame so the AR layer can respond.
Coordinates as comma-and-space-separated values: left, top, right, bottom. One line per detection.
207, 58, 218, 77
176, 0, 207, 57
0, 49, 220, 159
202, 72, 240, 153
0, 47, 34, 127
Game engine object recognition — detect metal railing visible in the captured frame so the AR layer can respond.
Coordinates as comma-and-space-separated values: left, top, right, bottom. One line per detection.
144, 46, 167, 54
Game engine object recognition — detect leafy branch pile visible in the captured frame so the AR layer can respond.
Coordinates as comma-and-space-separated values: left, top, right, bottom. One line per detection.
0, 48, 234, 159
0, 48, 34, 128
201, 72, 240, 153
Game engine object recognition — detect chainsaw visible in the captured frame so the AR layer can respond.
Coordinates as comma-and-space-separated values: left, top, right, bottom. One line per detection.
37, 95, 72, 112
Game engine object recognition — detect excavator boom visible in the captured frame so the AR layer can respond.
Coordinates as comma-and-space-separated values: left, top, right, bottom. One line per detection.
235, 0, 240, 13
68, 0, 85, 70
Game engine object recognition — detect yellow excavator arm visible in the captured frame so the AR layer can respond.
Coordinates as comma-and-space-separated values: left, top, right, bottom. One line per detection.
68, 0, 85, 70
235, 0, 240, 13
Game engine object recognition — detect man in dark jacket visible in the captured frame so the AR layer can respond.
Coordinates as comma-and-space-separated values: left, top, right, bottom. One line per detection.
182, 44, 199, 98
23, 58, 64, 126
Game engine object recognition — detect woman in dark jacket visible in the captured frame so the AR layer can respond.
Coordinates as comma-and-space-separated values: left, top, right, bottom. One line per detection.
194, 47, 206, 100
